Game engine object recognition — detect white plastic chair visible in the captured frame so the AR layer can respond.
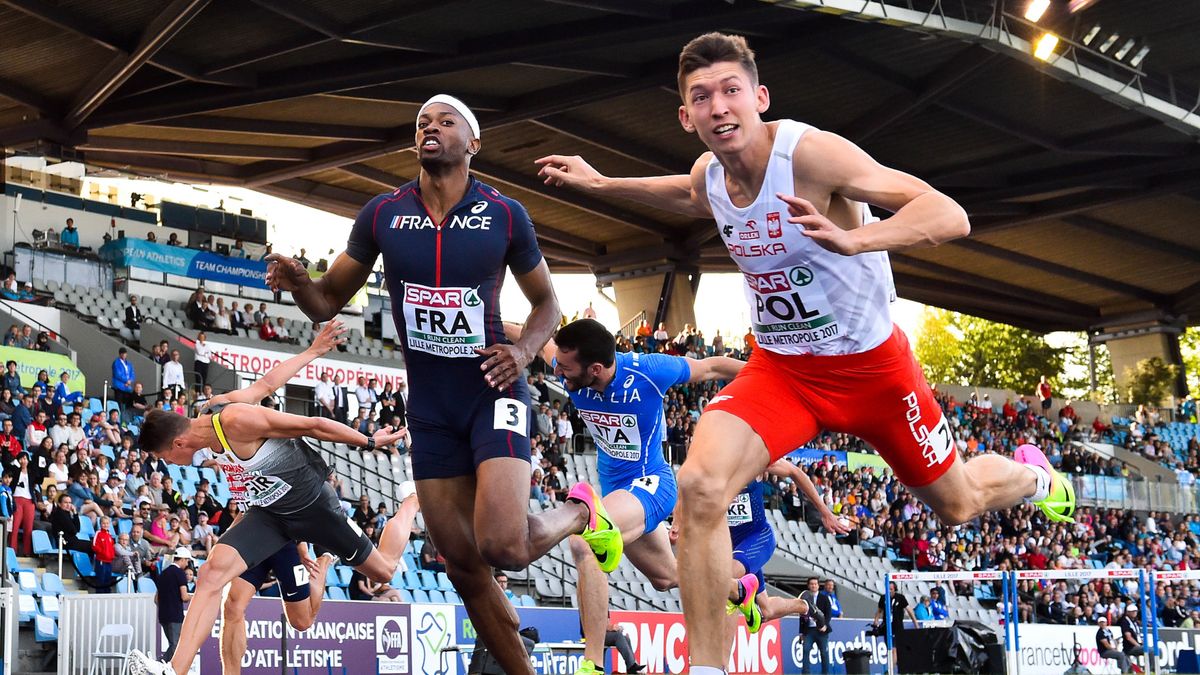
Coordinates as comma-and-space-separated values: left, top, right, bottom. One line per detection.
88, 622, 134, 675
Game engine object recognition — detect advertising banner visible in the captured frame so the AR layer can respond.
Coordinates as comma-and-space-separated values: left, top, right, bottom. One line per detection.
609, 610, 784, 674
101, 238, 269, 289
2, 345, 84, 391
451, 605, 588, 675
780, 618, 890, 674
207, 340, 407, 390
197, 597, 410, 674
1015, 624, 1121, 675
787, 449, 847, 465
847, 452, 890, 472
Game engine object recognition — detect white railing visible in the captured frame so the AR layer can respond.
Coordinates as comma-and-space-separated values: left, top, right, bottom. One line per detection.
59, 593, 157, 675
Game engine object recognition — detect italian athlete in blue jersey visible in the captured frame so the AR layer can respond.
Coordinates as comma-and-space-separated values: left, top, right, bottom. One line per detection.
512, 319, 744, 675
266, 96, 610, 675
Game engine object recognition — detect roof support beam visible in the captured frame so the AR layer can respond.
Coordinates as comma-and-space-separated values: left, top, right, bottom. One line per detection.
143, 116, 391, 142
840, 45, 998, 143
84, 150, 246, 181
0, 0, 250, 87
468, 158, 673, 238
951, 239, 1170, 305
78, 135, 312, 161
541, 0, 673, 19
893, 273, 1079, 331
0, 77, 58, 116
240, 62, 685, 188
65, 0, 211, 128
890, 252, 1099, 318
325, 86, 509, 112
958, 154, 1200, 208
540, 244, 596, 267
530, 114, 693, 174
84, 1, 782, 128
1061, 215, 1200, 264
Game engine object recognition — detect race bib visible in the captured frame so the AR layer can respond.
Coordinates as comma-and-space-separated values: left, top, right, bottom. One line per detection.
493, 398, 529, 437
744, 265, 841, 348
220, 462, 291, 508
292, 564, 309, 587
578, 409, 642, 461
726, 491, 753, 527
630, 474, 660, 494
402, 282, 485, 358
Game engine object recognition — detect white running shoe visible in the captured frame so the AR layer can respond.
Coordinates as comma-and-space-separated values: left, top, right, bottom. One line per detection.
125, 649, 176, 675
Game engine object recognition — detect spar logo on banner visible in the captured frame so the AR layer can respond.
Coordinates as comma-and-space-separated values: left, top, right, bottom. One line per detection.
411, 604, 457, 675
377, 614, 410, 673
611, 611, 782, 674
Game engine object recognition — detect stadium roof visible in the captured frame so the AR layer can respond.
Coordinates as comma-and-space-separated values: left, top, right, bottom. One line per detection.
1, 0, 1198, 333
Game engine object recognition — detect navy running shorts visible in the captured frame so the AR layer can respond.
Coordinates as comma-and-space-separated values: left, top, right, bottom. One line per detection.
239, 544, 311, 603
408, 379, 533, 480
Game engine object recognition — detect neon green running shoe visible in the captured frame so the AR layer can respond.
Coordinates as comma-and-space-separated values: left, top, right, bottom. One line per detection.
568, 482, 623, 573
1016, 444, 1075, 523
574, 658, 602, 675
727, 573, 763, 634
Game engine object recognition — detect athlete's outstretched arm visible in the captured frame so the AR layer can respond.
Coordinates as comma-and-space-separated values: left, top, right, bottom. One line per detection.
766, 460, 850, 535
534, 154, 712, 218
201, 321, 346, 411
684, 356, 744, 384
220, 403, 405, 448
267, 253, 373, 323
783, 130, 969, 256
478, 260, 560, 390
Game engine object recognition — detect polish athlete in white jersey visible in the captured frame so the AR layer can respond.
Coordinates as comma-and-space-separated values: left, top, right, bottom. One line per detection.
536, 32, 1074, 673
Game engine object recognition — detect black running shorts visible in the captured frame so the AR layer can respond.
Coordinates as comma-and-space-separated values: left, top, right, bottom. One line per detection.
219, 484, 373, 571
239, 544, 311, 603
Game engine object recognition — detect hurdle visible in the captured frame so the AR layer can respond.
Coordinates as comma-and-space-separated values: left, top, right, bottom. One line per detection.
1149, 569, 1200, 674
884, 570, 1008, 675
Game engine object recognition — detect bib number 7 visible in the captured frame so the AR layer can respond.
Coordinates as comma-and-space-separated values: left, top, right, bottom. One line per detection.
493, 398, 529, 437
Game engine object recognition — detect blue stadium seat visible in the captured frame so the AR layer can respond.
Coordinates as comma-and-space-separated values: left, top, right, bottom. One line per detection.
445, 590, 462, 604
117, 518, 134, 536
180, 466, 199, 483
427, 590, 445, 604
77, 516, 96, 541
400, 589, 415, 603
391, 569, 405, 587
436, 572, 453, 592
411, 589, 430, 603
411, 539, 424, 556
403, 571, 421, 590
199, 467, 219, 485
17, 594, 37, 622
326, 566, 342, 588
17, 571, 39, 595
402, 553, 417, 571
337, 566, 354, 588
32, 531, 60, 556
39, 573, 64, 597
137, 576, 157, 594
106, 400, 120, 414
34, 613, 57, 642
6, 547, 34, 576
100, 445, 116, 461
88, 398, 104, 414
70, 551, 94, 577
166, 465, 184, 484
417, 571, 438, 590
519, 595, 536, 607
40, 595, 60, 619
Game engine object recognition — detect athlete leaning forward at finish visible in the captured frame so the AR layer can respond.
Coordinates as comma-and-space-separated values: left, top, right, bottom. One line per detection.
261, 94, 618, 675
509, 318, 849, 675
125, 320, 420, 675
537, 32, 1075, 674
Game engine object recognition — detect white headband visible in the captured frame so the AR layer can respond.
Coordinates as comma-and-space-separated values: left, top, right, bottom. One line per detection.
418, 94, 480, 140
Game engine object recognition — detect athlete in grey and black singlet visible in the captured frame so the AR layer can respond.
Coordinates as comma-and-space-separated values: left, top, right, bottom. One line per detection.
208, 404, 332, 514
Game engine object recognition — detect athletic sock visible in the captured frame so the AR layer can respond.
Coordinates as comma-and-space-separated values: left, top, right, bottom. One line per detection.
1025, 464, 1051, 502
690, 666, 726, 675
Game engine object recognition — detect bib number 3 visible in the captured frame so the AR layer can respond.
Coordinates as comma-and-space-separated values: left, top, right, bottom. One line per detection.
493, 398, 529, 437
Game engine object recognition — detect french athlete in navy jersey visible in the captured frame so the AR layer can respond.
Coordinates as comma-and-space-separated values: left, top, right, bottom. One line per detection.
264, 95, 604, 675
514, 318, 744, 670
